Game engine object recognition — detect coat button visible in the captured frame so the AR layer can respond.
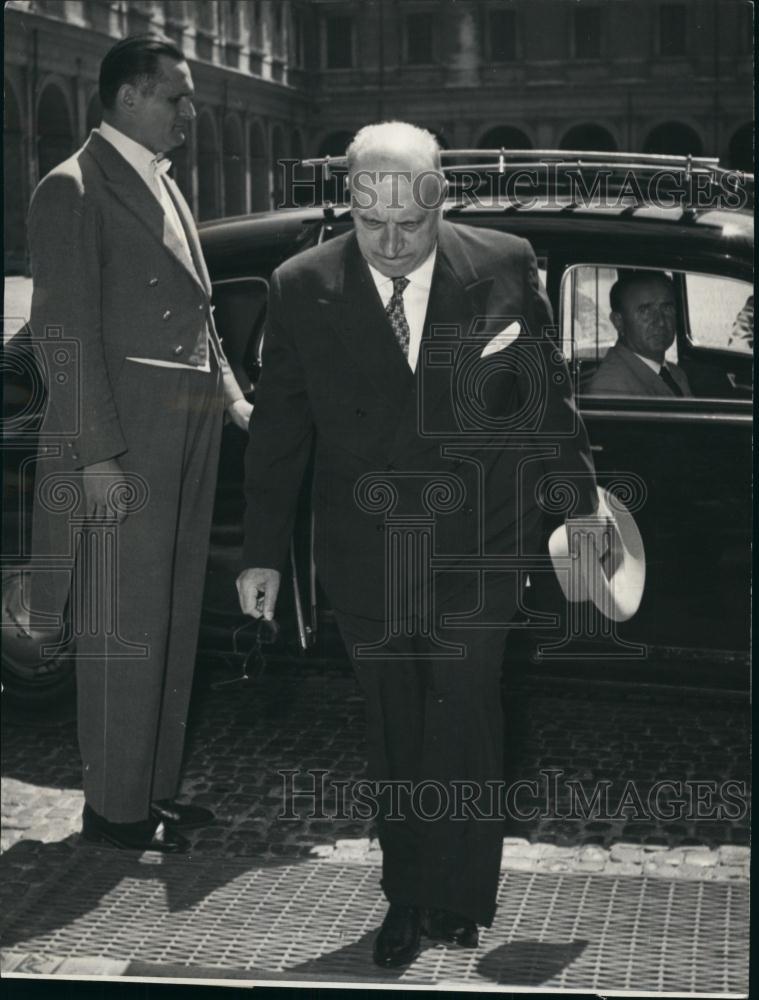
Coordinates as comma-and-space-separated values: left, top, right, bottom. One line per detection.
198, 303, 205, 311
163, 309, 172, 321
148, 277, 159, 287
173, 345, 184, 355
355, 408, 366, 418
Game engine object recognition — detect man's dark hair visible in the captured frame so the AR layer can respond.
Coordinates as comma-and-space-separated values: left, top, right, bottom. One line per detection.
99, 34, 185, 110
609, 269, 675, 313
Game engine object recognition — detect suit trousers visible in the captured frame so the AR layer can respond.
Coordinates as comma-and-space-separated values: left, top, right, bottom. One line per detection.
335, 589, 511, 927
73, 359, 224, 822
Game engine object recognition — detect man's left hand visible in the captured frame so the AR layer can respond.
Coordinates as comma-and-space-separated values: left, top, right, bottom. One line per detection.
226, 398, 253, 431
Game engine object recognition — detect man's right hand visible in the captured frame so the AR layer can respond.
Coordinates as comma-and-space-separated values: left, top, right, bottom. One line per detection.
82, 458, 130, 523
236, 568, 281, 620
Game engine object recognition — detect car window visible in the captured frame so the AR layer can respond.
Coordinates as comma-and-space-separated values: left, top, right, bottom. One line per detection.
684, 275, 753, 354
559, 264, 679, 365
561, 264, 754, 399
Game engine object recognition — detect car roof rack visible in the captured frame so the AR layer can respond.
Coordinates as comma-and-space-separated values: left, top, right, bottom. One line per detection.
301, 148, 753, 213
302, 147, 748, 176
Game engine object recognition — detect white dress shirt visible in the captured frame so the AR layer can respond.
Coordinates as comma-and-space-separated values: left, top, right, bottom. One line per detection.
633, 352, 662, 375
98, 121, 211, 372
368, 248, 437, 373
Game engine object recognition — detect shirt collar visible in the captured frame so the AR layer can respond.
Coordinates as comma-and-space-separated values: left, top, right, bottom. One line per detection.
99, 121, 165, 185
368, 245, 437, 292
632, 351, 662, 375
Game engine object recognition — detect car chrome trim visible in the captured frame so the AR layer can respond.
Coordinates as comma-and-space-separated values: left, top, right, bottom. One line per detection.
580, 406, 751, 425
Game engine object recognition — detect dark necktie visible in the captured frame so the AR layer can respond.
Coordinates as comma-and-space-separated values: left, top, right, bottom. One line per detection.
659, 365, 683, 397
385, 276, 411, 358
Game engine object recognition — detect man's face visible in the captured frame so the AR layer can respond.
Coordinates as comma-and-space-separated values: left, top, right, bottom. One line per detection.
350, 163, 443, 277
612, 278, 677, 362
129, 57, 196, 154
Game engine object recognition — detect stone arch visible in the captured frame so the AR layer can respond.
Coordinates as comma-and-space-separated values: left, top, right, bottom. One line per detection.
223, 113, 245, 216
288, 128, 311, 207
248, 118, 269, 212
428, 129, 450, 150
271, 123, 287, 208
727, 123, 753, 172
5, 78, 27, 271
559, 123, 618, 152
477, 125, 533, 150
314, 130, 353, 204
36, 81, 75, 179
197, 108, 220, 221
291, 128, 304, 161
86, 91, 102, 132
317, 130, 355, 157
643, 121, 703, 157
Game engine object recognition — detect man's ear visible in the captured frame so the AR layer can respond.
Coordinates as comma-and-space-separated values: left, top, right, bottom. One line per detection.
115, 82, 137, 117
610, 311, 624, 337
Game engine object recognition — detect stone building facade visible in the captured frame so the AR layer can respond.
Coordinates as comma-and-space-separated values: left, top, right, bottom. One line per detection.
4, 0, 754, 271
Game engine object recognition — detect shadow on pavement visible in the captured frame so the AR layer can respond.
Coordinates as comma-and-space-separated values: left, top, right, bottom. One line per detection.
477, 938, 588, 985
0, 836, 295, 951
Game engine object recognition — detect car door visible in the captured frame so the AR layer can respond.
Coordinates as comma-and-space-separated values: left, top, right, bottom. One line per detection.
199, 277, 266, 642
199, 274, 316, 656
551, 262, 752, 658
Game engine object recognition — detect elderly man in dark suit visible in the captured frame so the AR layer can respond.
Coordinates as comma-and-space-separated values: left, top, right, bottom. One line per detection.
28, 35, 251, 853
238, 122, 605, 967
587, 271, 693, 397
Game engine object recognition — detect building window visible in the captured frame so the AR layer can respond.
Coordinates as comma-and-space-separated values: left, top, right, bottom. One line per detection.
292, 8, 303, 67
406, 11, 435, 65
245, 0, 261, 45
489, 8, 516, 62
325, 15, 353, 68
659, 4, 687, 57
574, 5, 601, 59
222, 0, 240, 40
197, 2, 217, 33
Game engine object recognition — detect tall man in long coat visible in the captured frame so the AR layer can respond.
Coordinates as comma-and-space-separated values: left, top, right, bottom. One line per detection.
238, 122, 603, 966
28, 35, 251, 852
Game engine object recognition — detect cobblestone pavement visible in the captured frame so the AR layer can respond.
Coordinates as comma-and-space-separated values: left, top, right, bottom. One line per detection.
0, 654, 751, 988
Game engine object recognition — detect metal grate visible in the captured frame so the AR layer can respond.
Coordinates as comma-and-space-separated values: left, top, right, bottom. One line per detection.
0, 843, 748, 992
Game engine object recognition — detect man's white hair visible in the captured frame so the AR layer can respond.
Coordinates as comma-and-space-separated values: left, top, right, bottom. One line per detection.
346, 121, 442, 174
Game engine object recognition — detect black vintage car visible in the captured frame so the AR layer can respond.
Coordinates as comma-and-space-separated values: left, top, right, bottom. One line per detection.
2, 152, 754, 704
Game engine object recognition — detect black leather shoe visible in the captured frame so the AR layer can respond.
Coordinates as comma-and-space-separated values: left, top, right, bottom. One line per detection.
373, 904, 423, 968
150, 798, 215, 830
81, 804, 188, 853
424, 908, 479, 948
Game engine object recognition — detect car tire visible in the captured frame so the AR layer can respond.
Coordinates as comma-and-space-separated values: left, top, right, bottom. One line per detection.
1, 570, 76, 710
1, 645, 76, 709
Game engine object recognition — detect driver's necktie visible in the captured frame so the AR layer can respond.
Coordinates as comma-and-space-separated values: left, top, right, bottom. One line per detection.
659, 365, 684, 397
386, 276, 411, 358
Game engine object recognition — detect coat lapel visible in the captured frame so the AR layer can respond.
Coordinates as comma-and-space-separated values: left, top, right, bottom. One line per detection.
85, 131, 207, 296
322, 234, 414, 411
163, 174, 212, 297
391, 222, 494, 451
